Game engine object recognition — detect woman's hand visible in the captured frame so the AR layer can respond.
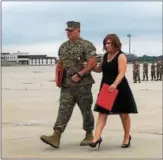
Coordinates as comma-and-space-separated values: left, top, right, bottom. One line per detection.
109, 83, 117, 92
83, 61, 88, 67
71, 74, 80, 83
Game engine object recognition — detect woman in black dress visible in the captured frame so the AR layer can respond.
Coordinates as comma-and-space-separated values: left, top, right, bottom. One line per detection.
89, 34, 138, 150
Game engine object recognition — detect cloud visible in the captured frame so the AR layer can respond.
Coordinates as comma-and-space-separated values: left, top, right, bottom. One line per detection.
2, 36, 162, 57
121, 36, 162, 56
2, 1, 162, 56
2, 41, 104, 57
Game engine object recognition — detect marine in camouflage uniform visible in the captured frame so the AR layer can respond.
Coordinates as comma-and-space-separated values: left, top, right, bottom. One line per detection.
133, 60, 141, 83
142, 61, 148, 81
160, 61, 163, 80
132, 61, 136, 82
156, 61, 161, 80
40, 21, 97, 148
150, 62, 156, 81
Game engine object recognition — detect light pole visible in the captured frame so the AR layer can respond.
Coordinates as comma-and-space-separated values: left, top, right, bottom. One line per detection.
127, 34, 131, 54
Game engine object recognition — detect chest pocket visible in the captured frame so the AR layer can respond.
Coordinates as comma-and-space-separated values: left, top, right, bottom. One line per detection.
61, 43, 87, 68
70, 44, 86, 64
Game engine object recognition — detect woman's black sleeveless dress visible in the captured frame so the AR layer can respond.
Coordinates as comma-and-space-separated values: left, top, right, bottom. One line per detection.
94, 52, 138, 114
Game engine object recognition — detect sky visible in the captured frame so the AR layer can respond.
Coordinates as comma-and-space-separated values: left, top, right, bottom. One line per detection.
2, 1, 162, 57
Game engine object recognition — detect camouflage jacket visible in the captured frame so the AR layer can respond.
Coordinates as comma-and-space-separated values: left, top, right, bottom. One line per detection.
58, 37, 97, 87
156, 62, 161, 71
143, 63, 148, 70
133, 63, 140, 73
151, 64, 155, 72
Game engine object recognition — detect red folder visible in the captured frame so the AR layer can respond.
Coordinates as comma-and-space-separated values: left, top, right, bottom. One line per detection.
96, 83, 119, 111
55, 63, 64, 88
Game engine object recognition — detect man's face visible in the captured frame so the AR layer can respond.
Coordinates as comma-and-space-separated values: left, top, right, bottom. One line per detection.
66, 28, 80, 40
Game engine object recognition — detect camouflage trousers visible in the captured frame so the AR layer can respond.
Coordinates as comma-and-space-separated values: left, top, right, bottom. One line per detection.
53, 85, 94, 133
133, 71, 141, 82
156, 70, 162, 80
151, 71, 156, 80
143, 70, 148, 80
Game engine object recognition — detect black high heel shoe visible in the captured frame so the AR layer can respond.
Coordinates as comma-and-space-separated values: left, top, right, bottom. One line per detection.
89, 137, 102, 150
121, 135, 131, 148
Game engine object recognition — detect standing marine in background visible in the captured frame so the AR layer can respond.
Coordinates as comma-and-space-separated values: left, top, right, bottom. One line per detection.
160, 60, 163, 80
133, 60, 141, 83
142, 61, 148, 81
150, 62, 156, 81
156, 61, 161, 80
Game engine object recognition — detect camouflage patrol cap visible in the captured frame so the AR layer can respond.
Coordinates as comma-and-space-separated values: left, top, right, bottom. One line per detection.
65, 21, 80, 31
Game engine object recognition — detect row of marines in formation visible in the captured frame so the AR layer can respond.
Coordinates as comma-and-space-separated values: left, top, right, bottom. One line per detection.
132, 60, 163, 83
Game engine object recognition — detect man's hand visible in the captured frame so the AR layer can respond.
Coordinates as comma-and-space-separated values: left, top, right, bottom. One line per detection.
71, 74, 80, 83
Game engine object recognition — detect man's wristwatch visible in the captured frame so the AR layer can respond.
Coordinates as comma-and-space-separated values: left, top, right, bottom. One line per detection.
76, 72, 82, 78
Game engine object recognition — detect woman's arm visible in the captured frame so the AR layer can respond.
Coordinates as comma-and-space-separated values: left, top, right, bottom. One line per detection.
92, 55, 105, 73
83, 61, 103, 73
83, 54, 105, 73
113, 54, 127, 87
92, 63, 102, 73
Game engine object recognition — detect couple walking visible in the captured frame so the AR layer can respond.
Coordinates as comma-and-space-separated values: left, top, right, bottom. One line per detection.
40, 21, 138, 150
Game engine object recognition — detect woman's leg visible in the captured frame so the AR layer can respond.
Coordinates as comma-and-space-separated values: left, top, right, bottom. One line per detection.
119, 114, 131, 144
93, 113, 108, 142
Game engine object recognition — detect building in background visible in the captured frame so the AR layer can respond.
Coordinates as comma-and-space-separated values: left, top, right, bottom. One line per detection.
1, 52, 162, 66
1, 51, 57, 66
